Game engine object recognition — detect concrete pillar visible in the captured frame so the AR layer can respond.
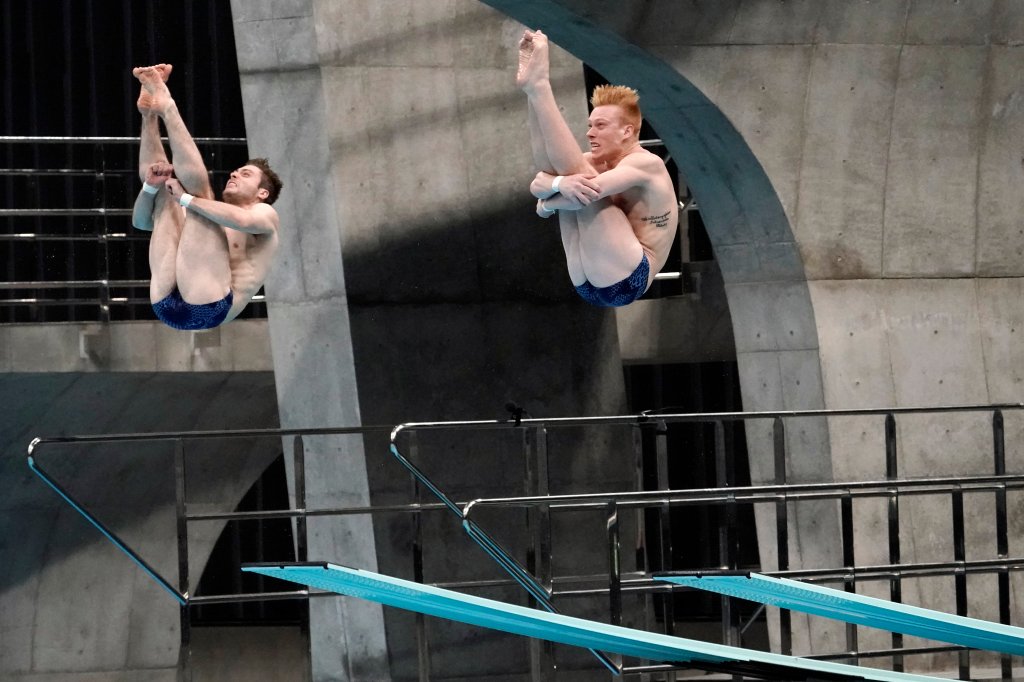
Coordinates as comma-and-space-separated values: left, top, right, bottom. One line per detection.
233, 0, 637, 678
229, 2, 391, 680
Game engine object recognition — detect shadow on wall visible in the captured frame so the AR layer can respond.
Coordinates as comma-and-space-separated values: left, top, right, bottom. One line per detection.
0, 372, 280, 594
343, 199, 587, 304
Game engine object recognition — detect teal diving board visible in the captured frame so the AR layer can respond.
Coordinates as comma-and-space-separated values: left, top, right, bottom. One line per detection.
243, 562, 946, 681
658, 572, 1024, 657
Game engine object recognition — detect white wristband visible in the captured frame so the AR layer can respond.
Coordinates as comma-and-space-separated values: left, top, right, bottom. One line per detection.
142, 182, 160, 195
551, 175, 563, 193
179, 193, 194, 208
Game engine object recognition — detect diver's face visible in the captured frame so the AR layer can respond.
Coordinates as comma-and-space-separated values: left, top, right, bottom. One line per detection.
587, 105, 632, 161
223, 165, 267, 203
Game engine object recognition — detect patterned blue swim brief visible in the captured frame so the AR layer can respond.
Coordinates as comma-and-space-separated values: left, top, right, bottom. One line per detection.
152, 288, 233, 331
574, 254, 650, 307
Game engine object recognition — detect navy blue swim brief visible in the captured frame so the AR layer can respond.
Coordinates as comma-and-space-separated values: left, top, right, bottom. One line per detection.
574, 254, 650, 307
152, 288, 233, 331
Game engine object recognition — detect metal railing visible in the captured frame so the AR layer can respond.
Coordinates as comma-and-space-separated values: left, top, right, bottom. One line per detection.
26, 406, 1024, 680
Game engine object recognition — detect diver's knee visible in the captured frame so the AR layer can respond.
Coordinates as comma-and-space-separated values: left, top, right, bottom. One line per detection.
169, 168, 211, 199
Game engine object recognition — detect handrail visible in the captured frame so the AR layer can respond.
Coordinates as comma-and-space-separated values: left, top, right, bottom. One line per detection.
0, 135, 247, 144
0, 208, 132, 217
0, 168, 137, 176
0, 294, 266, 308
0, 234, 145, 241
0, 298, 148, 307
27, 403, 1023, 453
28, 424, 394, 452
0, 280, 150, 290
461, 473, 1024, 516
27, 455, 188, 605
387, 403, 1024, 441
27, 403, 1024, 680
380, 404, 1022, 678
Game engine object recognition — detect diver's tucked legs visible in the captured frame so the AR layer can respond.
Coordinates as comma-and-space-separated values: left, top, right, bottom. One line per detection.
558, 202, 647, 290
526, 102, 554, 173
134, 63, 229, 305
174, 214, 232, 305
134, 65, 213, 199
171, 145, 231, 304
137, 115, 167, 183
517, 32, 647, 291
148, 191, 184, 302
136, 64, 171, 181
519, 34, 556, 172
138, 84, 179, 302
518, 31, 591, 177
557, 212, 587, 287
574, 199, 646, 287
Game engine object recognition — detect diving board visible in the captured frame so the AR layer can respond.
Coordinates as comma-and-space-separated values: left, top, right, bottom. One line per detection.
243, 562, 946, 681
658, 572, 1024, 657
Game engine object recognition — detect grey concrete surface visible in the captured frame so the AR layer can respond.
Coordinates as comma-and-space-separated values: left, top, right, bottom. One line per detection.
1, 372, 280, 680
189, 626, 309, 682
882, 45, 986, 277
230, 0, 392, 679
0, 321, 273, 373
795, 44, 899, 280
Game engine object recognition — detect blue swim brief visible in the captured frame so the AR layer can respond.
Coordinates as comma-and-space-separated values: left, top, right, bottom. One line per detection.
152, 288, 233, 331
574, 254, 650, 307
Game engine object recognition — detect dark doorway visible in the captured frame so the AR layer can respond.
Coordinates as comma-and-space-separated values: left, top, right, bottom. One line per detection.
624, 362, 761, 623
191, 453, 305, 627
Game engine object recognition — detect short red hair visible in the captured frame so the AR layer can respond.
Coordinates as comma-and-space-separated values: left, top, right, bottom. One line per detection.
590, 85, 641, 132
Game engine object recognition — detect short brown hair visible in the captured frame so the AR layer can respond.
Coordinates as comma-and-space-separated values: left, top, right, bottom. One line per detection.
246, 158, 283, 205
590, 85, 642, 132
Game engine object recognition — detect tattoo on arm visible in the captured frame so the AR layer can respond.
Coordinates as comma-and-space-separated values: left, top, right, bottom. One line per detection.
642, 211, 672, 229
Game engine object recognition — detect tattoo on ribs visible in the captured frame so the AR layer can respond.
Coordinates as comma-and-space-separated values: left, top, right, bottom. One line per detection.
642, 211, 672, 229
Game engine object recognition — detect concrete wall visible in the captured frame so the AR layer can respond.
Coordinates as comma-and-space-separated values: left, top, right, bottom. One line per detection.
0, 370, 281, 681
640, 4, 1024, 659
0, 320, 273, 373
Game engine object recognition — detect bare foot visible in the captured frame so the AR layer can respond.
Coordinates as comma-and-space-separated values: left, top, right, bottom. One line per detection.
133, 64, 174, 116
132, 63, 173, 83
516, 30, 550, 91
153, 63, 173, 81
